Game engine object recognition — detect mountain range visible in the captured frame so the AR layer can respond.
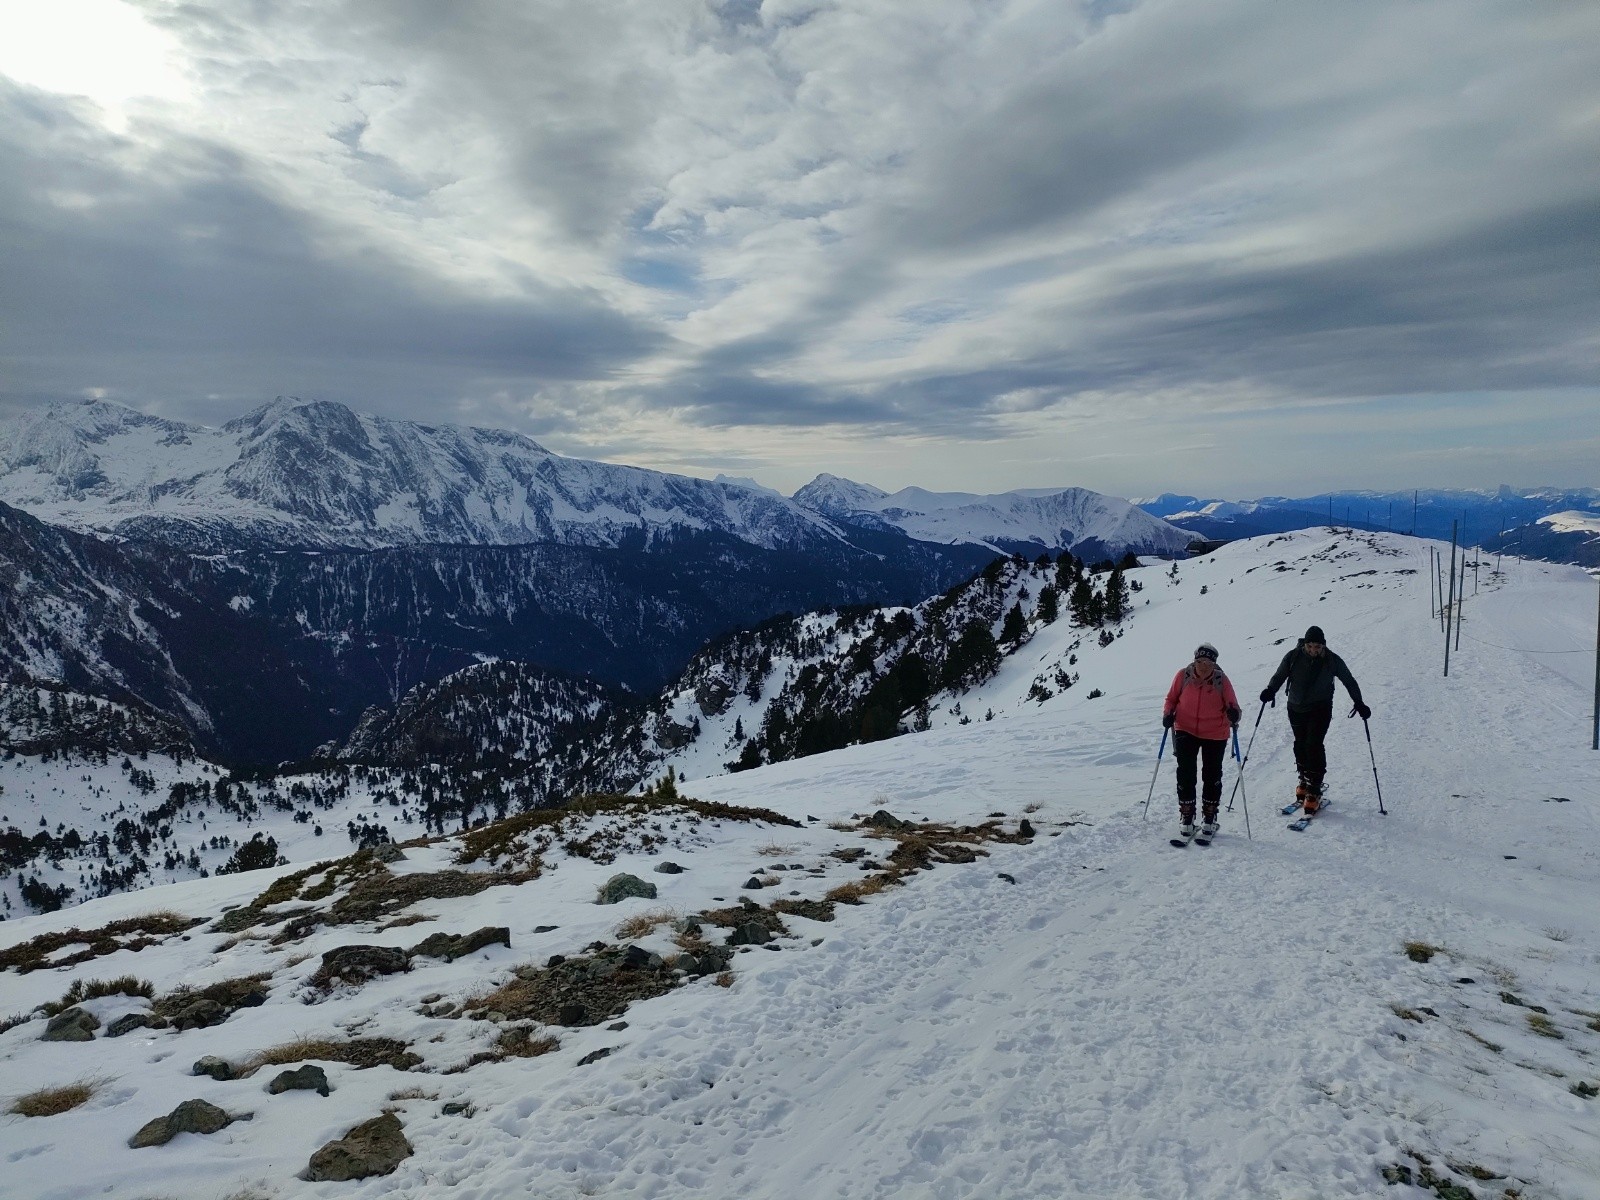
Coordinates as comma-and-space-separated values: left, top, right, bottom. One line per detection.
0, 399, 1193, 764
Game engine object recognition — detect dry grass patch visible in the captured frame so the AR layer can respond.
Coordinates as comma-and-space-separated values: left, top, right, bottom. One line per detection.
376, 913, 436, 932
614, 907, 680, 940
1462, 1028, 1504, 1054
242, 1035, 422, 1073
714, 971, 734, 988
756, 842, 795, 857
43, 975, 153, 1016
1402, 941, 1441, 964
456, 793, 801, 872
1527, 1013, 1564, 1040
825, 874, 899, 905
1542, 927, 1573, 942
8, 1078, 102, 1117
1390, 1004, 1425, 1023
496, 1026, 560, 1059
387, 1087, 437, 1102
1, 1011, 35, 1035
0, 912, 204, 974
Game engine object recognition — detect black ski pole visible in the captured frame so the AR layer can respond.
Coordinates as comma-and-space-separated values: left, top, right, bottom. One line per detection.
1358, 713, 1386, 815
1141, 729, 1169, 821
1231, 725, 1252, 839
1226, 700, 1266, 813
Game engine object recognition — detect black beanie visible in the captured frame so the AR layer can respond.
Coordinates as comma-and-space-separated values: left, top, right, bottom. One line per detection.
1304, 625, 1326, 643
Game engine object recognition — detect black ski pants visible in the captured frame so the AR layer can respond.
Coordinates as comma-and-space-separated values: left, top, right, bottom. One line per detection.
1173, 729, 1226, 822
1287, 700, 1334, 791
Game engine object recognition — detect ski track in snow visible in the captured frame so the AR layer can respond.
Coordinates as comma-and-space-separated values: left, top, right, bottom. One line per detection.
2, 531, 1598, 1199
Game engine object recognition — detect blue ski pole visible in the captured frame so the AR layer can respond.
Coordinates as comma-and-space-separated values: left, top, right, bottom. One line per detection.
1141, 728, 1169, 821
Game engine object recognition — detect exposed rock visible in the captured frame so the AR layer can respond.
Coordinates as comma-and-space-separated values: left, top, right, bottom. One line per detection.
106, 1012, 155, 1038
267, 1064, 331, 1096
742, 876, 765, 890
309, 945, 411, 989
173, 999, 227, 1030
304, 1113, 413, 1181
596, 874, 657, 904
372, 844, 407, 863
42, 1007, 100, 1042
997, 873, 1017, 885
410, 926, 510, 962
620, 945, 663, 971
654, 861, 685, 874
558, 1003, 588, 1026
192, 1055, 234, 1081
866, 809, 909, 830
533, 924, 558, 933
128, 1099, 233, 1148
577, 1047, 614, 1066
727, 921, 772, 947
1018, 818, 1036, 838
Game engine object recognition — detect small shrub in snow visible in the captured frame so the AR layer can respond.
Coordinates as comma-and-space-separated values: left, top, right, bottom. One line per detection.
8, 1078, 101, 1118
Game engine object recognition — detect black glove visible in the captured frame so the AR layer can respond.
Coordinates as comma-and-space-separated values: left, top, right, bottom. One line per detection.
1226, 705, 1241, 727
1352, 702, 1371, 720
1259, 688, 1274, 705
1162, 712, 1176, 730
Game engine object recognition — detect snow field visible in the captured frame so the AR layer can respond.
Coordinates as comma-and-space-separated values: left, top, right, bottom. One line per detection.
0, 529, 1597, 1198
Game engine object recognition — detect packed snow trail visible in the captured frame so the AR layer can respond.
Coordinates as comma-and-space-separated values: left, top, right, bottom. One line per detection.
2, 531, 1596, 1199
404, 536, 1600, 1199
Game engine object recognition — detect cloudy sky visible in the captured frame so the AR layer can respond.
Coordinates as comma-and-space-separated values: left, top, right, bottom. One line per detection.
1, 0, 1596, 497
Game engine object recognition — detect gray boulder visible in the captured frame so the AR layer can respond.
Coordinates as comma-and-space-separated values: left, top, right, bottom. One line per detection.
654, 861, 685, 874
866, 809, 909, 830
173, 999, 226, 1030
192, 1055, 234, 1081
372, 843, 406, 863
596, 874, 657, 904
409, 926, 510, 962
310, 945, 411, 989
42, 1007, 100, 1042
105, 1012, 155, 1038
727, 921, 772, 947
128, 1099, 233, 1148
304, 1113, 413, 1181
267, 1064, 331, 1096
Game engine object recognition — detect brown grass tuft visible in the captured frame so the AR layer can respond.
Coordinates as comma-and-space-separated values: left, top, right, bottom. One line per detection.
8, 1078, 101, 1117
714, 971, 734, 988
243, 1035, 421, 1074
825, 874, 898, 905
614, 907, 680, 940
1402, 941, 1440, 963
1527, 1013, 1564, 1040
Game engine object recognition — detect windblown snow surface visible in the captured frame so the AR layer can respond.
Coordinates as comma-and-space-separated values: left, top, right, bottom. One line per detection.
2, 529, 1598, 1199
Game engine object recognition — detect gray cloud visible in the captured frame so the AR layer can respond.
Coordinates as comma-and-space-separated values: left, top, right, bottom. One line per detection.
1, 0, 1596, 490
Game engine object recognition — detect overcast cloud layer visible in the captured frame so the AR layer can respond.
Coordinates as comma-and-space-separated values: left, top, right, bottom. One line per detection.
1, 0, 1596, 495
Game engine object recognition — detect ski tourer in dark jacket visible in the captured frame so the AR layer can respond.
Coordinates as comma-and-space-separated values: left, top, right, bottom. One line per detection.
1259, 624, 1370, 811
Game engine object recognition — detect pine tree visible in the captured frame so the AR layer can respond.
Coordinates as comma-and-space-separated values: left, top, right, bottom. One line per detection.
1103, 566, 1129, 622
1000, 602, 1027, 643
1037, 585, 1060, 624
1069, 577, 1096, 626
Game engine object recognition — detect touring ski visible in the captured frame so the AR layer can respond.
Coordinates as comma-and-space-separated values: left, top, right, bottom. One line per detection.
1169, 830, 1196, 848
1287, 797, 1331, 832
1280, 799, 1303, 816
1194, 828, 1217, 846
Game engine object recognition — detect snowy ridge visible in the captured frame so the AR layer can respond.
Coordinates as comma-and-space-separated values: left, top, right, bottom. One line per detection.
0, 399, 848, 553
0, 528, 1597, 1198
792, 474, 1192, 558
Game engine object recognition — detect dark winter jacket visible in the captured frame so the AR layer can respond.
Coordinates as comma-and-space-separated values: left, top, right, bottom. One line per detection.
1264, 640, 1363, 712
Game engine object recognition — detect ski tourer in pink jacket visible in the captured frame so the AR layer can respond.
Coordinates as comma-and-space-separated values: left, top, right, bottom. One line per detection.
1162, 652, 1241, 741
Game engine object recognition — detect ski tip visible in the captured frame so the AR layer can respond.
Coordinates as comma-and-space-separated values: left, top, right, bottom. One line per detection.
1169, 838, 1192, 848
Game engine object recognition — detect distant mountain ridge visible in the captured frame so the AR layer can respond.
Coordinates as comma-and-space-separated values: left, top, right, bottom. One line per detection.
1139, 487, 1600, 553
789, 473, 1192, 560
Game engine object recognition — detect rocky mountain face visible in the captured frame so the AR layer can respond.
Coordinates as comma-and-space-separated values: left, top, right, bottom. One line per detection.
0, 398, 850, 553
323, 550, 1137, 803
0, 500, 992, 764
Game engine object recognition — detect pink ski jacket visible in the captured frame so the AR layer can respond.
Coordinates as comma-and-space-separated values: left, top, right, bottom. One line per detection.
1163, 665, 1241, 742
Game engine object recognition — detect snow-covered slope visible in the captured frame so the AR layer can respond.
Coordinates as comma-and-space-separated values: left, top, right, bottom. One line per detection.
0, 399, 847, 552
1, 528, 1597, 1198
793, 473, 1194, 558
